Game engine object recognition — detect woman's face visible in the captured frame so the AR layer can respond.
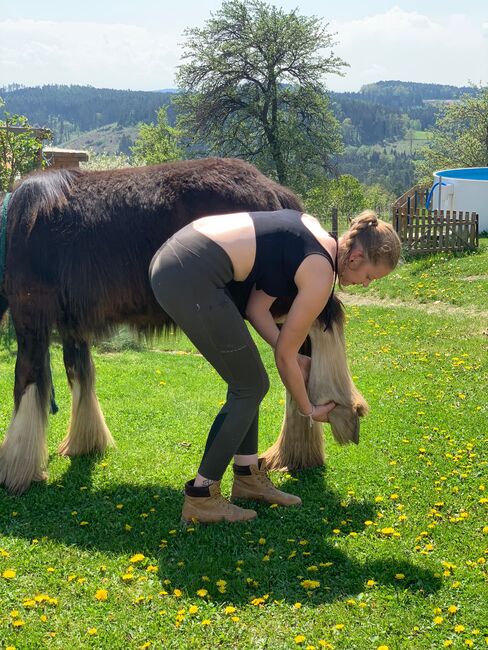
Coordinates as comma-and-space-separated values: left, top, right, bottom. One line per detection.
340, 249, 392, 288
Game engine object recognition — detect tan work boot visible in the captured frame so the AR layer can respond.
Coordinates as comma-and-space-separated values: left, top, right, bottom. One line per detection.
181, 479, 257, 524
231, 458, 302, 507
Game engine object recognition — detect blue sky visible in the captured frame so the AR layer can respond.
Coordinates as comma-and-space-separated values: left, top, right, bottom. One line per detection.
1, 1, 487, 91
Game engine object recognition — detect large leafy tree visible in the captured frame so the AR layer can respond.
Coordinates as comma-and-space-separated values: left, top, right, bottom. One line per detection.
175, 0, 347, 190
415, 85, 488, 183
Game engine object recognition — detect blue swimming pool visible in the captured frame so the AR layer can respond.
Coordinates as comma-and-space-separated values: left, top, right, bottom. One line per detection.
436, 168, 488, 181
429, 167, 488, 232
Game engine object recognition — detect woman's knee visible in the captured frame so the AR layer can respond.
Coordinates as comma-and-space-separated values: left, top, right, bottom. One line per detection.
260, 371, 270, 401
235, 369, 269, 405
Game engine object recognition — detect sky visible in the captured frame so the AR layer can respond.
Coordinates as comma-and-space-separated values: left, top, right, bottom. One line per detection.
1, 0, 487, 92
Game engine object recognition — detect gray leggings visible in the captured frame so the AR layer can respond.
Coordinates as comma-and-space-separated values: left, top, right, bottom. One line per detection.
149, 224, 269, 481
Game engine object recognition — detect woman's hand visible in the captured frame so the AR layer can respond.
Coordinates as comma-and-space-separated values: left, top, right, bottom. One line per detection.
312, 402, 336, 423
296, 353, 311, 385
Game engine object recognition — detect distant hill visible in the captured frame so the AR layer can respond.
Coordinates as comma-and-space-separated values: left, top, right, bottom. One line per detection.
1, 80, 477, 145
0, 84, 177, 144
0, 80, 480, 193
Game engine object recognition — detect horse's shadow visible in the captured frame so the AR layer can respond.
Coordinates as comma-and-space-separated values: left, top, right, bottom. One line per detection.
0, 457, 441, 605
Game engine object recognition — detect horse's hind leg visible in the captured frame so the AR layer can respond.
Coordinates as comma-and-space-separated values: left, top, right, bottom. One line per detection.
58, 338, 115, 457
0, 325, 50, 495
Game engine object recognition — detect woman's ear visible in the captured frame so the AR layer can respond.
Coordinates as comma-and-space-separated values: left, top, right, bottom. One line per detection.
348, 248, 365, 267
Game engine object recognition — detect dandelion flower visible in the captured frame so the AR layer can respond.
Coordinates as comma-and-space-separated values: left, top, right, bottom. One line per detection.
95, 589, 108, 601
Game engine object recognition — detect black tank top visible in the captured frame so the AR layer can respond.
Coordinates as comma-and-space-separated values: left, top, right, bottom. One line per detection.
226, 209, 337, 315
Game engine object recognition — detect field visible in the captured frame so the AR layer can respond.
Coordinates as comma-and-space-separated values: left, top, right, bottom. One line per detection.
0, 242, 487, 649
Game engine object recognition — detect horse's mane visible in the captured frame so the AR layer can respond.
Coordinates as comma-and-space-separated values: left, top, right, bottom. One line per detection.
10, 169, 81, 235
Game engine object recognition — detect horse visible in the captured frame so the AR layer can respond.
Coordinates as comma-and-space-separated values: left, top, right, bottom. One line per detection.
0, 157, 367, 495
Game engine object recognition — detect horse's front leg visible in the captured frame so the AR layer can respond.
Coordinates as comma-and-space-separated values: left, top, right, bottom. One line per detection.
0, 324, 51, 495
58, 338, 114, 457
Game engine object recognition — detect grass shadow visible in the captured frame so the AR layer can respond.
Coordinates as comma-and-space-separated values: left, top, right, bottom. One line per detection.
0, 461, 441, 606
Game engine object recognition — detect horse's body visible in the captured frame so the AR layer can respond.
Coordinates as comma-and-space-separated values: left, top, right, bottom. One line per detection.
0, 158, 303, 494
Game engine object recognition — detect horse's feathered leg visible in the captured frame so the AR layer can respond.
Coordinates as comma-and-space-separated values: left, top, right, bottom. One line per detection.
0, 322, 50, 494
58, 338, 114, 457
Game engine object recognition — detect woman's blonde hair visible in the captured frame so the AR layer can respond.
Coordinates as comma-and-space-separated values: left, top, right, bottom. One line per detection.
338, 209, 401, 273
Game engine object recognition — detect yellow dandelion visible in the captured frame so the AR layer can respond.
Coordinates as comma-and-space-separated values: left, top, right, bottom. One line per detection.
334, 624, 345, 631
448, 605, 458, 614
295, 636, 306, 644
196, 589, 208, 597
434, 617, 444, 625
293, 602, 302, 609
12, 619, 25, 627
3, 569, 16, 579
95, 589, 108, 601
188, 605, 198, 614
173, 589, 182, 597
87, 628, 97, 635
225, 606, 237, 614
454, 625, 465, 633
379, 527, 396, 536
201, 619, 211, 626
300, 580, 320, 589
443, 641, 453, 647
130, 553, 145, 563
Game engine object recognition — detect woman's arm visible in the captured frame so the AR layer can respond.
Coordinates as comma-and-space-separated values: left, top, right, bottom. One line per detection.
274, 256, 335, 419
245, 287, 280, 349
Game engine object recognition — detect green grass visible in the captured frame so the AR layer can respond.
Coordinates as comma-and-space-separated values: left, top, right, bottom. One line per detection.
346, 238, 488, 310
1, 248, 487, 649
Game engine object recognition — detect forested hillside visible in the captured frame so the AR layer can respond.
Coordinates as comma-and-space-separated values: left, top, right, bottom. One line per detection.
0, 80, 477, 194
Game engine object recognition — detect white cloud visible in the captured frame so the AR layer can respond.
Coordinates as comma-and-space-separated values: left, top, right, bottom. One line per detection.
0, 9, 486, 92
0, 19, 181, 89
328, 7, 488, 90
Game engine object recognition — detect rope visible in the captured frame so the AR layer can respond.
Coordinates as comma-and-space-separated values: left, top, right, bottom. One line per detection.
0, 192, 11, 286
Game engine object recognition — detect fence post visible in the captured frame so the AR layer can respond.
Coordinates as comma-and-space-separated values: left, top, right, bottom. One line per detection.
331, 207, 338, 238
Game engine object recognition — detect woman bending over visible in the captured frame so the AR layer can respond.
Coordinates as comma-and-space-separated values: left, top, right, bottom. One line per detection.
149, 209, 401, 523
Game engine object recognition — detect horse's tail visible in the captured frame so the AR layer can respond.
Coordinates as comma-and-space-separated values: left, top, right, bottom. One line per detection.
275, 185, 304, 212
9, 169, 81, 237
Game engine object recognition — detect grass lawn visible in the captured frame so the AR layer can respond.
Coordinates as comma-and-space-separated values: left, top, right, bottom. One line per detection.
0, 243, 487, 649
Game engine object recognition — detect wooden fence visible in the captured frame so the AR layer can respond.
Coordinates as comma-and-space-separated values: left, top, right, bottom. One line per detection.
392, 208, 479, 255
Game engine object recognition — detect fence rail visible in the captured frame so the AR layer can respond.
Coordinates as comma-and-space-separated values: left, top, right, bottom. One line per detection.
393, 208, 479, 255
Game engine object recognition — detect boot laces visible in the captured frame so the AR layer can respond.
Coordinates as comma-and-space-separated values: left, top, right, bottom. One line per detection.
212, 492, 235, 512
256, 469, 276, 490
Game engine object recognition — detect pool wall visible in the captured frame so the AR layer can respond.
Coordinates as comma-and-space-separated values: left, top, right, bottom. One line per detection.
429, 167, 488, 232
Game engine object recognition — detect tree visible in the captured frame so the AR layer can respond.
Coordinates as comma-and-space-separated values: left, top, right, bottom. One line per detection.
130, 107, 183, 166
0, 98, 50, 191
415, 86, 488, 184
304, 174, 366, 224
175, 0, 347, 189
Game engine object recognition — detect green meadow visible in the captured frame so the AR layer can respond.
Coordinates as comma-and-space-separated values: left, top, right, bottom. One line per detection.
0, 242, 487, 649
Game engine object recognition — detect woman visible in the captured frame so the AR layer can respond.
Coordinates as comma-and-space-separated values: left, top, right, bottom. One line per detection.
149, 209, 401, 523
